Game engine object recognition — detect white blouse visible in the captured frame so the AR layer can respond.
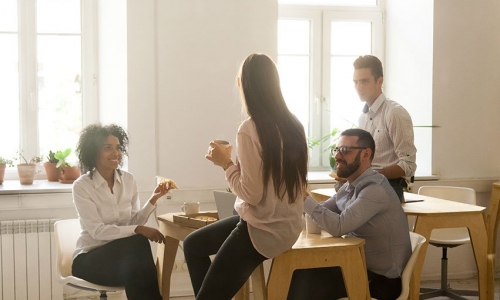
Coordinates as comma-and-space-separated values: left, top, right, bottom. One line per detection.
72, 169, 156, 258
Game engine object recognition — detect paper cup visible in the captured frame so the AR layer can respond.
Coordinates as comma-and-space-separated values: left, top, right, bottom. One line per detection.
305, 214, 322, 234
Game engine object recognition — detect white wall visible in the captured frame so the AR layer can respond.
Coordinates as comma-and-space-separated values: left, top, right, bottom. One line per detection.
432, 0, 500, 179
126, 0, 278, 196
386, 0, 500, 278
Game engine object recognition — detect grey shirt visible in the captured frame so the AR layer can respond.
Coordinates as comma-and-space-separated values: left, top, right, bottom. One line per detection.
304, 168, 411, 278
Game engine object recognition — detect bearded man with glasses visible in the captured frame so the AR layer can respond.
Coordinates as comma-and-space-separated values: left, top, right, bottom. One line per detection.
287, 128, 411, 300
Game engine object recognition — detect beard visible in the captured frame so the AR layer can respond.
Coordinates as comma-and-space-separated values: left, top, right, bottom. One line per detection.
336, 151, 362, 178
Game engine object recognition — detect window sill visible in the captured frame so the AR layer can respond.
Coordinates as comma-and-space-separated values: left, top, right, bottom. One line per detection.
0, 180, 72, 195
0, 172, 439, 196
307, 171, 336, 184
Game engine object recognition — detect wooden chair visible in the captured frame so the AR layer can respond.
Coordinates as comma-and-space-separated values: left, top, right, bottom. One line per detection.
54, 219, 124, 299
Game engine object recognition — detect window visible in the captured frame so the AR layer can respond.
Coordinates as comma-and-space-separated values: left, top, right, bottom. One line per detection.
278, 5, 384, 169
0, 0, 96, 179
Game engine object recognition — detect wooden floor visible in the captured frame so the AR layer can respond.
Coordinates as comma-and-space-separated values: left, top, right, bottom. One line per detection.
170, 279, 499, 300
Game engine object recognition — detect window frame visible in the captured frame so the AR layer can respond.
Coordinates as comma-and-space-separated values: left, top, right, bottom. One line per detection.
279, 4, 385, 170
2, 0, 98, 180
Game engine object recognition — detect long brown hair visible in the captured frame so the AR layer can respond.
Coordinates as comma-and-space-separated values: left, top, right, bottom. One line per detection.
238, 54, 308, 203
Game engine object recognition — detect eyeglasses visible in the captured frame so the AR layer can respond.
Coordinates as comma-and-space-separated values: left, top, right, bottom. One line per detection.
331, 146, 367, 156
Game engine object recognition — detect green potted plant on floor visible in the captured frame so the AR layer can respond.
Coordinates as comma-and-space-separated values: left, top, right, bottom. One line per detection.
44, 150, 62, 181
0, 156, 14, 185
15, 150, 43, 185
55, 148, 80, 183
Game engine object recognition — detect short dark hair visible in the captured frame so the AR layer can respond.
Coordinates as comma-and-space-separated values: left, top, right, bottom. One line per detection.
76, 123, 129, 178
353, 55, 383, 80
340, 128, 375, 160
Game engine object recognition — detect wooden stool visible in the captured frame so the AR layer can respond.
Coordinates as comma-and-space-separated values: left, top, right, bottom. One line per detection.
251, 231, 370, 300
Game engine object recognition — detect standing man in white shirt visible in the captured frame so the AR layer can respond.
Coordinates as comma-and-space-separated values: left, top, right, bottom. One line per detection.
353, 55, 417, 201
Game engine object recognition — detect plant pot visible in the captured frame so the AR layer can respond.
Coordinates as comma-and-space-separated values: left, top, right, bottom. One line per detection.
17, 164, 37, 185
0, 164, 6, 185
60, 165, 81, 183
44, 162, 62, 181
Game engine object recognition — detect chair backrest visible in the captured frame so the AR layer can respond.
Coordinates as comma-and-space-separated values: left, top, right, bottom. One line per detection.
418, 186, 476, 244
417, 186, 476, 205
54, 219, 81, 278
397, 232, 426, 300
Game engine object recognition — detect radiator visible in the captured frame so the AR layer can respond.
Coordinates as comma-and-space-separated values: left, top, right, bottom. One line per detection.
0, 219, 63, 300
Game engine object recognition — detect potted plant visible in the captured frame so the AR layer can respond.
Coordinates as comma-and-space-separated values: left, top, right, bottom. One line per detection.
55, 148, 80, 183
44, 150, 62, 181
0, 156, 14, 185
15, 150, 42, 185
308, 127, 341, 171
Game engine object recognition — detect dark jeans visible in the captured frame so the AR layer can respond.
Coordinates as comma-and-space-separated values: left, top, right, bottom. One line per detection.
183, 215, 266, 300
287, 267, 401, 300
72, 234, 162, 300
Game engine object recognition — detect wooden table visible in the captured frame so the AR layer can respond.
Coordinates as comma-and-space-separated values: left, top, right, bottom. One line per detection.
264, 230, 371, 300
156, 212, 251, 300
310, 188, 489, 300
157, 211, 370, 300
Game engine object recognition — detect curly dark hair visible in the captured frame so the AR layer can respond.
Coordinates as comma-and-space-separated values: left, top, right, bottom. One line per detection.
76, 123, 129, 178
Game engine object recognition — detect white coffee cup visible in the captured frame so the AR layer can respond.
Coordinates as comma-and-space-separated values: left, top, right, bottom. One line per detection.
305, 214, 322, 234
181, 202, 200, 215
214, 140, 231, 148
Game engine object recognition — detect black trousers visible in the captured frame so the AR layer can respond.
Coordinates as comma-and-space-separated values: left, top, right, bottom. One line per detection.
388, 178, 405, 202
183, 215, 267, 300
287, 267, 402, 300
72, 234, 162, 300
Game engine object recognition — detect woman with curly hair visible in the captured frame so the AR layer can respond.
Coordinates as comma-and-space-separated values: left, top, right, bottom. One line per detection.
71, 123, 171, 300
183, 54, 308, 300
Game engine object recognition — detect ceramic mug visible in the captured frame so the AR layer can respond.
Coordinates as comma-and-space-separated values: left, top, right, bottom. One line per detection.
181, 202, 200, 215
305, 214, 322, 234
214, 140, 231, 148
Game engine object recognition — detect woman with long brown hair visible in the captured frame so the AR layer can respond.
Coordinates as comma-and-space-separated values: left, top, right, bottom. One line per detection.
183, 53, 308, 300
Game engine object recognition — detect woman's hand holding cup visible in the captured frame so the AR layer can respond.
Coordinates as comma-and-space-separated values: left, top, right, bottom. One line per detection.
205, 140, 233, 168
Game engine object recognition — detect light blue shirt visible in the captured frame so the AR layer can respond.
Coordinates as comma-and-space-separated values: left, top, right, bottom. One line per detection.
304, 168, 411, 278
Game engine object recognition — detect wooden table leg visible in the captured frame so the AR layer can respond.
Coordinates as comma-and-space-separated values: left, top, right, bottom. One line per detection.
157, 235, 180, 300
467, 214, 488, 300
410, 214, 488, 300
340, 247, 370, 300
